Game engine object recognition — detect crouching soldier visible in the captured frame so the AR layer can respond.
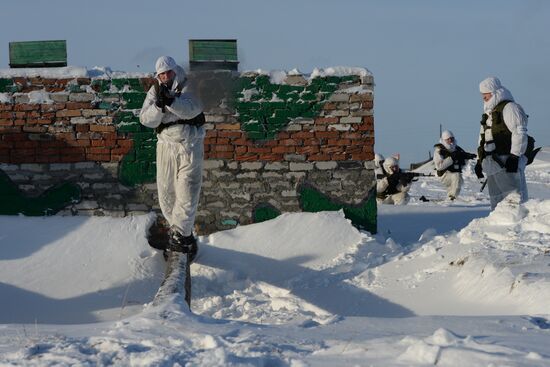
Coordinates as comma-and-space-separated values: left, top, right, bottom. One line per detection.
376, 156, 412, 205
433, 130, 476, 200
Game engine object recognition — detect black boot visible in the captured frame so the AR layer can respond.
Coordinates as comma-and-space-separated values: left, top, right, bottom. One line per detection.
168, 229, 198, 263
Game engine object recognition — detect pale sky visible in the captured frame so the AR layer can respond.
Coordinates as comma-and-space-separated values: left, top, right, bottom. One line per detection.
2, 0, 549, 166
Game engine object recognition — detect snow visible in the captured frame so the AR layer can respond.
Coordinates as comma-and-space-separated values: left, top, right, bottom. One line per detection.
1, 149, 550, 366
0, 65, 372, 84
0, 66, 150, 79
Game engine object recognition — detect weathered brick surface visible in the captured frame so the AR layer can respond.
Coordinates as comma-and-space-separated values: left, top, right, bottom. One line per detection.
1, 70, 376, 234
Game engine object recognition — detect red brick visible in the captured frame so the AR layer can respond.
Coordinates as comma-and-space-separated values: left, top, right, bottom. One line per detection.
15, 104, 39, 112
10, 155, 35, 164
11, 148, 35, 156
322, 102, 337, 110
60, 154, 86, 163
0, 119, 13, 126
89, 125, 115, 132
321, 146, 344, 154
290, 131, 314, 139
14, 141, 38, 148
205, 130, 218, 138
75, 124, 89, 133
210, 151, 235, 159
116, 139, 133, 148
66, 139, 91, 147
296, 146, 319, 155
40, 140, 66, 148
111, 147, 131, 155
331, 153, 348, 161
56, 110, 81, 117
66, 102, 92, 110
308, 153, 331, 161
212, 145, 234, 152
336, 139, 352, 146
235, 146, 248, 154
247, 146, 271, 154
86, 153, 111, 161
361, 101, 373, 109
218, 131, 242, 138
36, 155, 61, 163
3, 133, 27, 142
351, 152, 372, 160
91, 139, 116, 147
315, 131, 339, 139
88, 147, 111, 154
22, 126, 47, 133
271, 146, 295, 154
258, 153, 284, 161
315, 117, 339, 125
233, 138, 250, 146
216, 123, 240, 130
279, 138, 301, 146
235, 153, 259, 161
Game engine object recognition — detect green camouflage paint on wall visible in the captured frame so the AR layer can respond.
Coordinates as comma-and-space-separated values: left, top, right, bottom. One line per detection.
0, 170, 81, 216
234, 75, 359, 140
116, 74, 359, 185
251, 185, 377, 234
298, 184, 377, 233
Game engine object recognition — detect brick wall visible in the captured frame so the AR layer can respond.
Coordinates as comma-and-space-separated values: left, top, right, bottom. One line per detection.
0, 68, 377, 233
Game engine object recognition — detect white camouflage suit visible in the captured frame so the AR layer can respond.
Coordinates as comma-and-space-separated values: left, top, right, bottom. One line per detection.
478, 77, 528, 210
139, 57, 205, 236
376, 156, 411, 205
433, 130, 463, 200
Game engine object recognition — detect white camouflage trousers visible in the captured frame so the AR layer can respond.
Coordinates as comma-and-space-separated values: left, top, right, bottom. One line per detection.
156, 139, 204, 236
440, 171, 463, 199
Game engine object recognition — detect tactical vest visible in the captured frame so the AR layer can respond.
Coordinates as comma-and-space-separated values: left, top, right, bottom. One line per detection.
478, 100, 537, 164
152, 80, 205, 134
434, 144, 466, 176
376, 172, 400, 199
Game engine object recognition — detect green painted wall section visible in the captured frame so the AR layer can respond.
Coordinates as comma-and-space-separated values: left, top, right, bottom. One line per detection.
0, 78, 18, 93
113, 74, 359, 185
298, 184, 377, 234
234, 75, 359, 140
93, 79, 157, 186
252, 203, 282, 223
0, 170, 81, 216
251, 185, 377, 234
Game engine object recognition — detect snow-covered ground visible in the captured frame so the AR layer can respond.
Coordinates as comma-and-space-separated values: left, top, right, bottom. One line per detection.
1, 149, 550, 366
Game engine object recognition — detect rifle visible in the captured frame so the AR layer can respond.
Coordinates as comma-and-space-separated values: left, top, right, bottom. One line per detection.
376, 171, 434, 182
480, 179, 488, 192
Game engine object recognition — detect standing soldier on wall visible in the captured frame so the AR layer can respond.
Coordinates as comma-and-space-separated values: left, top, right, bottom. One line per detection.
140, 56, 206, 261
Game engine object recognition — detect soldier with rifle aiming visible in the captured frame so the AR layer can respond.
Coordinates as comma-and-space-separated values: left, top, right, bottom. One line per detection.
376, 156, 416, 205
433, 130, 477, 201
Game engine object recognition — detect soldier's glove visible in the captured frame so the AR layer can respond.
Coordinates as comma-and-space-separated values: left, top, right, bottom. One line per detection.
155, 84, 175, 109
474, 160, 484, 179
505, 154, 519, 173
